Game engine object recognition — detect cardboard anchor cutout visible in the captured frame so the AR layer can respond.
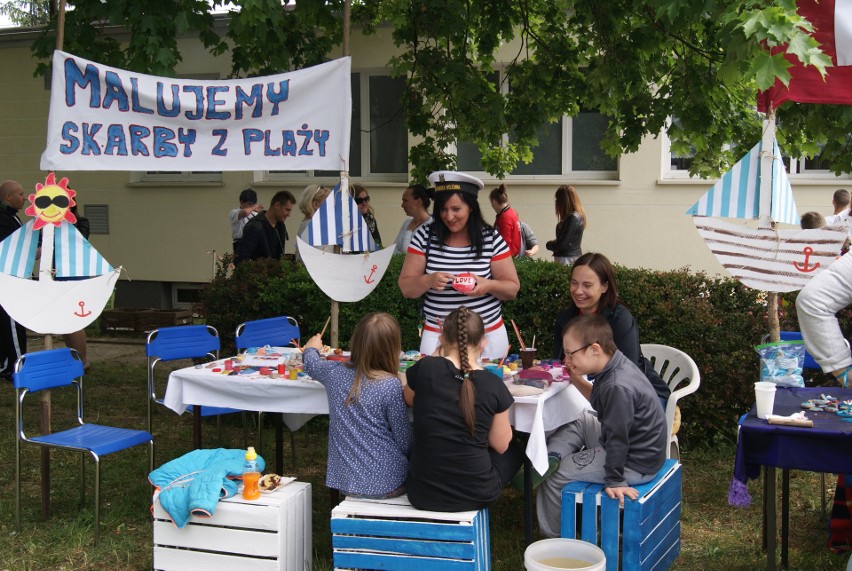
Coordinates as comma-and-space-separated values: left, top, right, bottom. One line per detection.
0, 173, 120, 334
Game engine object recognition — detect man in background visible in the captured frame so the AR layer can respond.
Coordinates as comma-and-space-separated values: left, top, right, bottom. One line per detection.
235, 190, 295, 265
229, 188, 263, 254
824, 189, 852, 254
0, 180, 27, 380
825, 188, 850, 228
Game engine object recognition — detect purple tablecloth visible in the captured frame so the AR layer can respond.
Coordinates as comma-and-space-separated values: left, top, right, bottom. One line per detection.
731, 386, 852, 505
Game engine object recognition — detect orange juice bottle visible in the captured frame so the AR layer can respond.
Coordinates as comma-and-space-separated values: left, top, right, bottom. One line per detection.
242, 447, 261, 500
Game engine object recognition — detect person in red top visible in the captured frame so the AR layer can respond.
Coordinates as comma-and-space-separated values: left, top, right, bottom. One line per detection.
489, 184, 521, 257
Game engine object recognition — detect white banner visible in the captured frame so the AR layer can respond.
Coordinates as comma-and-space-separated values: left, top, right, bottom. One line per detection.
41, 51, 351, 172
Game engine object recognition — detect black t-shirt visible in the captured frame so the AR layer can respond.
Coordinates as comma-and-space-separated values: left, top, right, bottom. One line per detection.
405, 356, 514, 511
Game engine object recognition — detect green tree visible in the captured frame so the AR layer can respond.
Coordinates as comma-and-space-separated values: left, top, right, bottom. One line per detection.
1, 0, 51, 27
23, 0, 846, 179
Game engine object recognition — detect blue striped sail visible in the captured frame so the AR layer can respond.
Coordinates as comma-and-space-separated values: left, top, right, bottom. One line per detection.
686, 138, 799, 226
0, 219, 113, 279
0, 220, 39, 278
54, 221, 113, 277
303, 182, 377, 252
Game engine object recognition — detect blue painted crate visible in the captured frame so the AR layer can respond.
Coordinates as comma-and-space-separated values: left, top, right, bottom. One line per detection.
560, 459, 681, 571
331, 495, 490, 570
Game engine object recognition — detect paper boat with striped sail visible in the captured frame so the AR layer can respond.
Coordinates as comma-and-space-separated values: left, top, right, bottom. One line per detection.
297, 178, 395, 303
686, 138, 848, 293
0, 176, 120, 334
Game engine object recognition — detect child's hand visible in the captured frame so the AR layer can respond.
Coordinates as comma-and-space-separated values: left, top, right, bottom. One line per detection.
604, 485, 639, 507
305, 334, 323, 351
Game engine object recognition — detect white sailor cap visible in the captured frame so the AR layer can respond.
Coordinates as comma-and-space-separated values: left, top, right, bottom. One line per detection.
428, 170, 484, 196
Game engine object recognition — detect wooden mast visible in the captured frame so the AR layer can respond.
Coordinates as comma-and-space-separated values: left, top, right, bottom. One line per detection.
330, 0, 352, 350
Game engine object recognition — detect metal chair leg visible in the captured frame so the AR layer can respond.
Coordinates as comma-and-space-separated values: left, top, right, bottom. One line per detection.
94, 455, 101, 545
15, 432, 21, 532
80, 452, 86, 505
149, 439, 155, 473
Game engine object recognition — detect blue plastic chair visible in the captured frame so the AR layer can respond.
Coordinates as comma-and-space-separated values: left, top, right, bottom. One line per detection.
146, 325, 241, 444
234, 316, 301, 463
14, 348, 153, 545
234, 316, 301, 351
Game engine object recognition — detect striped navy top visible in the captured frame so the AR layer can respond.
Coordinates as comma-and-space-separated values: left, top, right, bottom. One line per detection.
407, 221, 511, 328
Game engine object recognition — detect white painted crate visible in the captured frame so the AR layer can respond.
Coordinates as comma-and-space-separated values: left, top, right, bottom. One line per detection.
153, 481, 312, 571
331, 495, 490, 571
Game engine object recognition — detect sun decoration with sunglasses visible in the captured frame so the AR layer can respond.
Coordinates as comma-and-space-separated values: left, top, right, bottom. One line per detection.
25, 172, 77, 230
354, 195, 370, 205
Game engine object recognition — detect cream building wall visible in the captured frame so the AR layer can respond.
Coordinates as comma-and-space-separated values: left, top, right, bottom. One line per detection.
1, 25, 849, 308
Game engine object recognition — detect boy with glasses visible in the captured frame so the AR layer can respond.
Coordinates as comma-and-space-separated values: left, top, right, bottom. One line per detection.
536, 313, 667, 538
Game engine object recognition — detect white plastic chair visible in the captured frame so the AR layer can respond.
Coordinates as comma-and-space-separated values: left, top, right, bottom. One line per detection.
641, 344, 701, 460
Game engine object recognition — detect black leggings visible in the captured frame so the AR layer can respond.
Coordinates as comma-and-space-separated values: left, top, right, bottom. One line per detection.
491, 438, 525, 487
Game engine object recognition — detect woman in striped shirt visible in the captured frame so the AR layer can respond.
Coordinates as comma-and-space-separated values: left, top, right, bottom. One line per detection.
398, 171, 520, 360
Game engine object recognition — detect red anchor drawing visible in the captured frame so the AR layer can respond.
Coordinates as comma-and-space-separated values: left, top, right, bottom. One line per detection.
363, 264, 378, 284
793, 247, 820, 273
74, 300, 92, 317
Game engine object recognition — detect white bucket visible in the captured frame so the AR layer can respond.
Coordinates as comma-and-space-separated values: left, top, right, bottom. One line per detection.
524, 538, 606, 570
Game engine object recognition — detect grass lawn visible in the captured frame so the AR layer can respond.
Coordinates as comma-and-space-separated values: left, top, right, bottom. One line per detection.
0, 356, 848, 570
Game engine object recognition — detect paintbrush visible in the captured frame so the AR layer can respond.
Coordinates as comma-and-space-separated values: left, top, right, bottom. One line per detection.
511, 319, 526, 350
319, 315, 331, 338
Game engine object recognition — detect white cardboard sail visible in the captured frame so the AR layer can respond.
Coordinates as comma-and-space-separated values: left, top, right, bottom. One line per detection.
297, 236, 395, 302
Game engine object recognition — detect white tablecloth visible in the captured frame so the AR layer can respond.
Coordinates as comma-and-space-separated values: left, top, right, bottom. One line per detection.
508, 381, 591, 475
164, 360, 329, 431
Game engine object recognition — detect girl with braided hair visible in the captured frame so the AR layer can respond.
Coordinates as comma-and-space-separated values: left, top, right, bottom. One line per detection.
403, 307, 524, 511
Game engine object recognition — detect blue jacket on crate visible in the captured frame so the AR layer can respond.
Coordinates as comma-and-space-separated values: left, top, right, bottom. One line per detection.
149, 448, 266, 528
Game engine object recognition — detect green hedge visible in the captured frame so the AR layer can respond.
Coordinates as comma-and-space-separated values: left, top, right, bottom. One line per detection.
198, 255, 847, 451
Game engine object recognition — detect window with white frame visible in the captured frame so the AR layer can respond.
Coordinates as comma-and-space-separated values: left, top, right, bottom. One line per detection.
261, 71, 408, 182
785, 149, 850, 178
662, 118, 852, 181
457, 71, 617, 179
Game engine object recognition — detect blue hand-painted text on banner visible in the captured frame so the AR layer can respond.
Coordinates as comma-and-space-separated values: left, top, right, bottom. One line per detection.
41, 51, 352, 172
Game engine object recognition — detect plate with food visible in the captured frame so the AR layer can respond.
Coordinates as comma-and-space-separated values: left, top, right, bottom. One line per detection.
258, 473, 296, 493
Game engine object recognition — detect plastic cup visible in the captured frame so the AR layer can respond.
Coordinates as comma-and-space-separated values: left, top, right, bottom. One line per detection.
521, 348, 537, 369
754, 381, 777, 419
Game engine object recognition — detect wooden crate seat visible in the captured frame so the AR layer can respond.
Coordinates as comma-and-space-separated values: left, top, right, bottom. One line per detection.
560, 459, 682, 571
153, 481, 312, 571
331, 495, 490, 570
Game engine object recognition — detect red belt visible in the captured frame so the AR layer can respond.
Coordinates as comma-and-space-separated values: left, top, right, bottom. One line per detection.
423, 318, 504, 334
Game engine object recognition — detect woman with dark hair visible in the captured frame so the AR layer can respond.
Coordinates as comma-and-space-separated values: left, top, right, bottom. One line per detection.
393, 184, 433, 254
546, 184, 586, 265
398, 171, 520, 359
489, 184, 521, 257
552, 252, 670, 407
